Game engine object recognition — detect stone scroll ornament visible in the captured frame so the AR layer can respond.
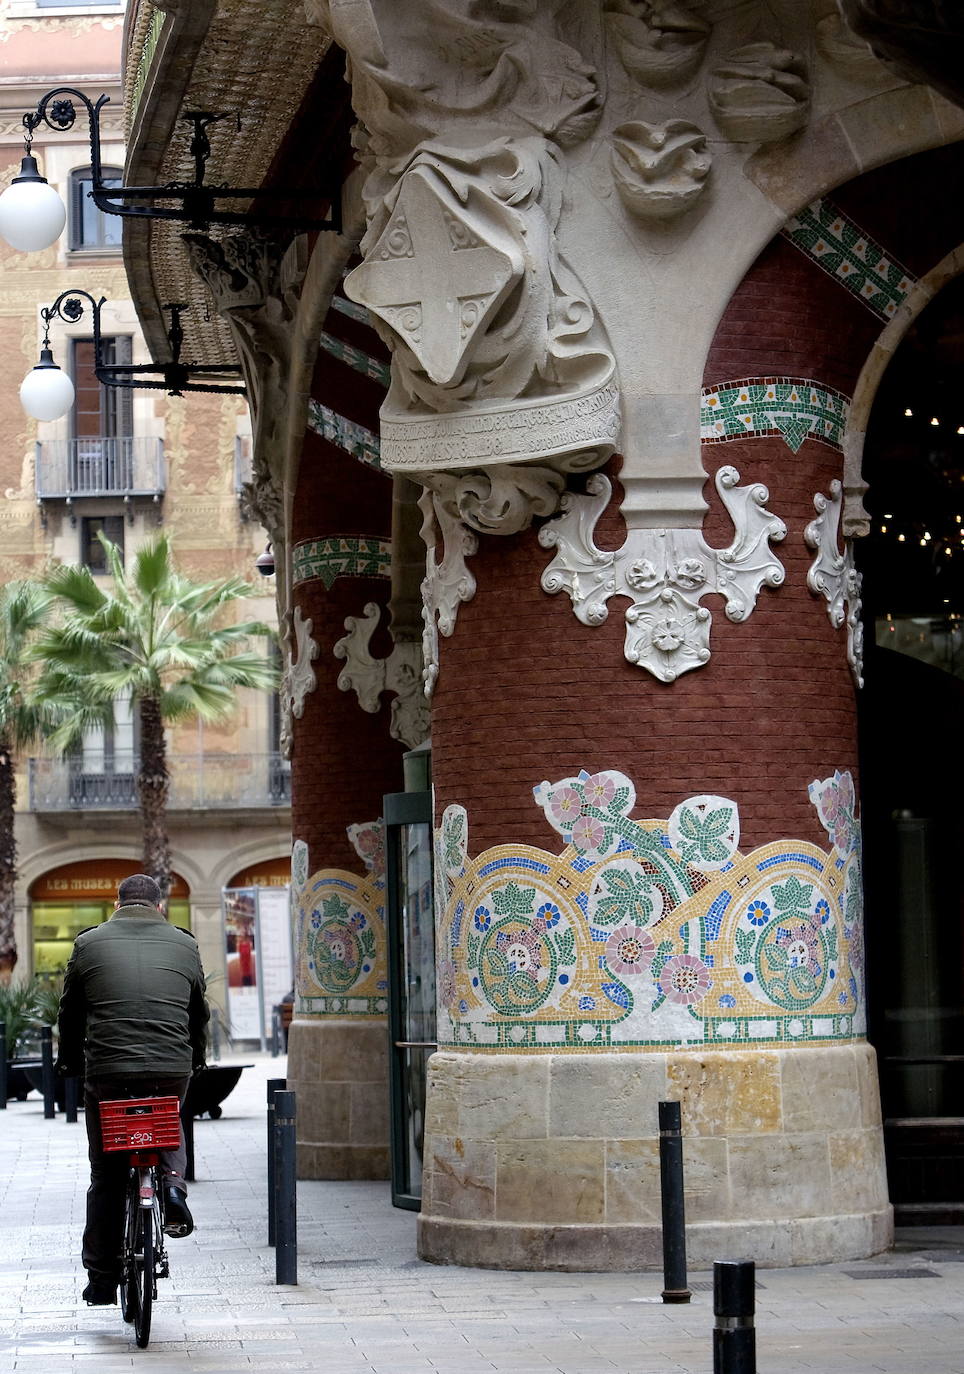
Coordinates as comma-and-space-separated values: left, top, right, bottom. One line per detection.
604, 0, 711, 89
278, 605, 319, 758
805, 480, 865, 688
333, 601, 431, 748
539, 468, 786, 682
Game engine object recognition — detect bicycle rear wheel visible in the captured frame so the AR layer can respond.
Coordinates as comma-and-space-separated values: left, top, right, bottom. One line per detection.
120, 1170, 153, 1347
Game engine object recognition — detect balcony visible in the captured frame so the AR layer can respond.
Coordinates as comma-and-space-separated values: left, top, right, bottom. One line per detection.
36, 437, 165, 502
28, 753, 291, 814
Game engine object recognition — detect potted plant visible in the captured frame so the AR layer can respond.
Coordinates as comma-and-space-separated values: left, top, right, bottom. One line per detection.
1, 976, 44, 1099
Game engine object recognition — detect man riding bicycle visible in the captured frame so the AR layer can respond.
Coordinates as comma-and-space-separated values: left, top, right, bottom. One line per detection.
57, 873, 209, 1306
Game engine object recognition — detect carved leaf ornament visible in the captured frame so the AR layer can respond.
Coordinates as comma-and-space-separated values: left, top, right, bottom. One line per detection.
805, 480, 865, 687
539, 468, 786, 682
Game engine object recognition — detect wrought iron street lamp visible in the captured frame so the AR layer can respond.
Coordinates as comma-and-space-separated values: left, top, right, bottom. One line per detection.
21, 290, 245, 421
0, 88, 341, 252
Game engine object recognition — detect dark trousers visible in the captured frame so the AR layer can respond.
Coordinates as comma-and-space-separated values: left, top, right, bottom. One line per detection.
83, 1075, 190, 1282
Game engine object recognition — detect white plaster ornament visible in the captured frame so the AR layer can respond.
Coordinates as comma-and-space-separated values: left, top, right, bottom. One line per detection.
805, 480, 865, 688
539, 468, 786, 682
279, 605, 320, 756
333, 601, 431, 749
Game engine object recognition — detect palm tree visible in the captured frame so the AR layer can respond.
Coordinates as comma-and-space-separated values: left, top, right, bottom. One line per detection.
0, 581, 58, 981
37, 533, 278, 904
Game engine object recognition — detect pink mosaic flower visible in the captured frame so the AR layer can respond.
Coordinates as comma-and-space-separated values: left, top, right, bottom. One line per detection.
549, 785, 582, 828
605, 924, 656, 976
323, 926, 357, 965
776, 921, 820, 978
495, 925, 543, 982
660, 953, 713, 1006
809, 770, 857, 853
583, 772, 616, 809
571, 814, 606, 854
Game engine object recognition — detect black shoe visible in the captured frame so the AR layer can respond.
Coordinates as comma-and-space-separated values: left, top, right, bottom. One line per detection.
163, 1183, 194, 1237
82, 1278, 117, 1305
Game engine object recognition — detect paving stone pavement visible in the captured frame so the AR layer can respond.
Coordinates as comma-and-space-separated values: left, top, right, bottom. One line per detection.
2, 1054, 963, 1373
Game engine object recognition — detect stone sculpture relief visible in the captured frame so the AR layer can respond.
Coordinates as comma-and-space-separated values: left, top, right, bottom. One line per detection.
333, 601, 431, 749
805, 480, 865, 688
610, 119, 711, 219
708, 42, 810, 143
279, 605, 320, 757
539, 468, 786, 682
604, 0, 711, 88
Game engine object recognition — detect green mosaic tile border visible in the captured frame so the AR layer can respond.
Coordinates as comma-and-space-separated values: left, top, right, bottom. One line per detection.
298, 994, 389, 1016
319, 330, 391, 387
331, 296, 372, 326
700, 376, 849, 453
782, 198, 916, 321
307, 399, 382, 470
446, 1011, 857, 1051
292, 534, 392, 588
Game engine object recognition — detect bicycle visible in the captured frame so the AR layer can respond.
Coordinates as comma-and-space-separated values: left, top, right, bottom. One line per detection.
99, 1095, 181, 1349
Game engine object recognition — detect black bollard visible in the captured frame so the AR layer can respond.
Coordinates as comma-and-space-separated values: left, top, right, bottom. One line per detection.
713, 1260, 756, 1374
180, 1099, 196, 1182
274, 1089, 297, 1285
64, 1075, 79, 1123
0, 1022, 6, 1109
658, 1100, 691, 1303
40, 1027, 55, 1120
266, 1077, 286, 1246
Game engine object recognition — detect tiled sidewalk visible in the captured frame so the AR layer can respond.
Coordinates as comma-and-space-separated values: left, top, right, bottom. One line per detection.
1, 1055, 963, 1373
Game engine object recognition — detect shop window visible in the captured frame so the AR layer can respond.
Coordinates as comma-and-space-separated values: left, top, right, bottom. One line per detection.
69, 166, 123, 251
81, 515, 124, 573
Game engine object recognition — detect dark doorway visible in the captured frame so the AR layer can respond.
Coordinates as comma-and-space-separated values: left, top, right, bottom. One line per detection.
856, 274, 964, 1223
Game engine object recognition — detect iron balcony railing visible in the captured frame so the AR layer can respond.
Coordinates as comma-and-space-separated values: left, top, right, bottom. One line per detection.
28, 753, 291, 812
35, 437, 165, 500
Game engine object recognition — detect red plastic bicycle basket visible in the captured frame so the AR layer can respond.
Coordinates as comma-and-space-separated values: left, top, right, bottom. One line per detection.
99, 1096, 182, 1153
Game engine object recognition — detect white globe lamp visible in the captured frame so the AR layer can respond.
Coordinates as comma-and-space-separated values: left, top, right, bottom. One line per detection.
0, 154, 66, 252
20, 347, 75, 421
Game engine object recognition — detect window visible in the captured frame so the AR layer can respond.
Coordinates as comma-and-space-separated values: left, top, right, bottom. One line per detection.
81, 515, 124, 573
70, 336, 133, 493
69, 166, 123, 251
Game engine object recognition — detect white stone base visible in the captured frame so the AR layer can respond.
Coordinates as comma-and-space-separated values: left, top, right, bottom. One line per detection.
417, 1042, 893, 1269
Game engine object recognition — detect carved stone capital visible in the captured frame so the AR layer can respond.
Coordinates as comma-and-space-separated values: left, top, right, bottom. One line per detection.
539, 468, 786, 682
805, 481, 865, 688
334, 601, 431, 749
420, 465, 567, 538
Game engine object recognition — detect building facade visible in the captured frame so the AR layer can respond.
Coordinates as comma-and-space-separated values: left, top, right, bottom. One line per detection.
119, 0, 964, 1266
0, 0, 292, 1029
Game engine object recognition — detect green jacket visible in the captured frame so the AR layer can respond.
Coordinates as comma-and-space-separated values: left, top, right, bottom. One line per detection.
57, 903, 209, 1079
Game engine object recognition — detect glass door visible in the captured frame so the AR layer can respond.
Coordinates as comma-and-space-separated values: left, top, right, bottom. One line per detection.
384, 790, 436, 1210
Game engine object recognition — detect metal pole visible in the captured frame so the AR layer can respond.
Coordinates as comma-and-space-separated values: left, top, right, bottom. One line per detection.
271, 1009, 281, 1058
180, 1098, 196, 1182
713, 1260, 756, 1374
274, 1089, 297, 1285
41, 1026, 55, 1119
267, 1077, 286, 1246
0, 1023, 6, 1109
658, 1100, 690, 1303
64, 1075, 79, 1123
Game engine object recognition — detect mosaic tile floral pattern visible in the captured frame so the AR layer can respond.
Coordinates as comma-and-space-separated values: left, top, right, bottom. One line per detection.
782, 198, 916, 321
307, 399, 382, 470
435, 769, 864, 1050
319, 330, 391, 387
295, 865, 387, 1017
292, 535, 392, 588
700, 378, 849, 453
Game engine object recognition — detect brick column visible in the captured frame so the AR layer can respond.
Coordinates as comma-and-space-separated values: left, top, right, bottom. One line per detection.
416, 229, 892, 1269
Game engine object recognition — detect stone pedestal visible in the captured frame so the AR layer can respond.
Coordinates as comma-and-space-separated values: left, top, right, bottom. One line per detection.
287, 1017, 391, 1179
418, 1043, 891, 1269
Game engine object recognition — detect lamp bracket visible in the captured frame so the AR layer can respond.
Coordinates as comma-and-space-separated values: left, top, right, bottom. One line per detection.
41, 289, 246, 398
24, 89, 340, 234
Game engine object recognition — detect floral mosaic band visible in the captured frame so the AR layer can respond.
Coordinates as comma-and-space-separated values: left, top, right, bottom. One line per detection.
319, 330, 391, 388
292, 535, 392, 588
307, 399, 382, 471
435, 769, 863, 1051
295, 865, 387, 1017
700, 377, 849, 453
782, 198, 916, 321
